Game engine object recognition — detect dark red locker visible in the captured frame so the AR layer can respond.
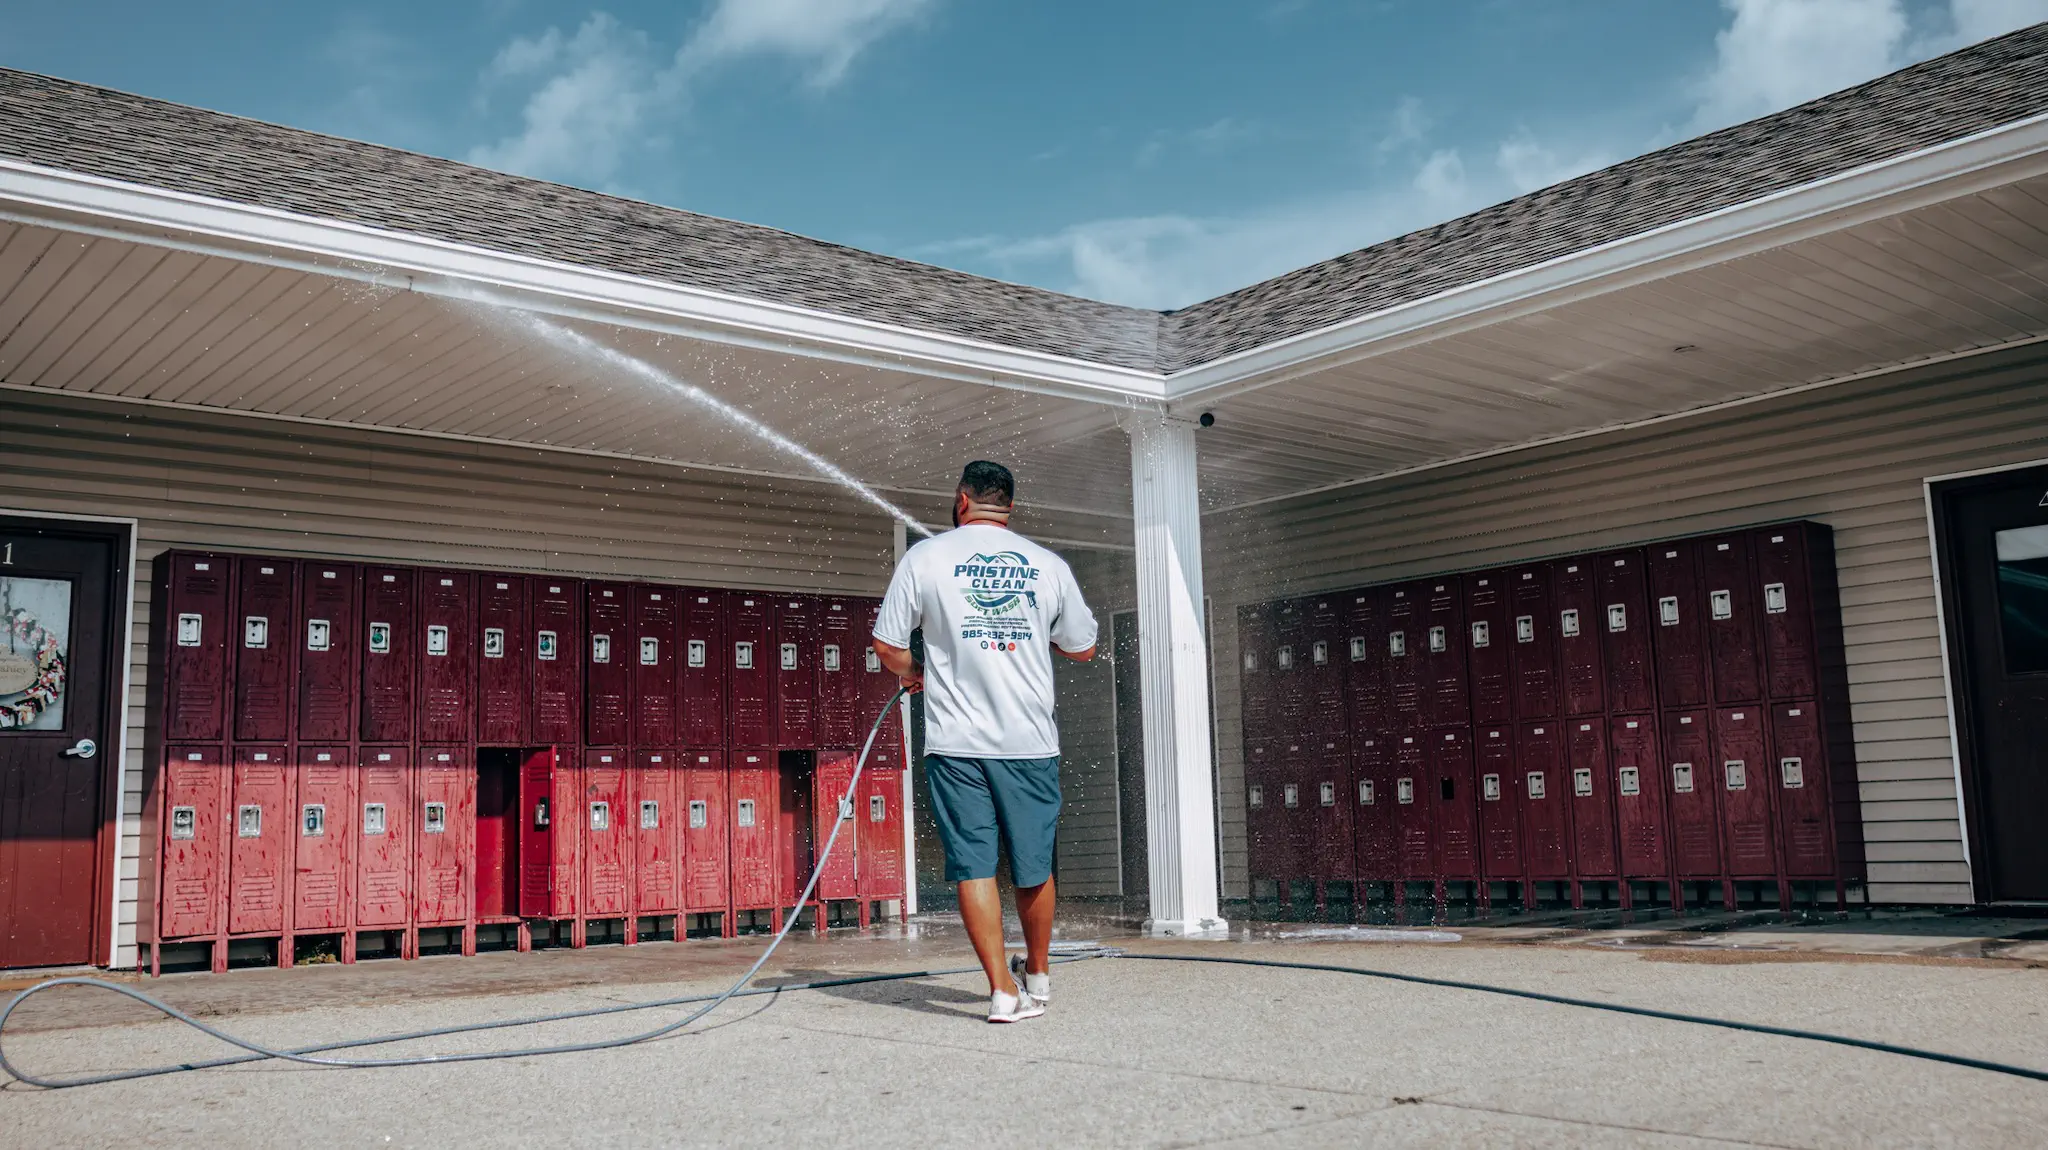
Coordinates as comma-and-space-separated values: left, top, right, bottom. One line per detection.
858, 764, 907, 901
1555, 559, 1605, 717
1702, 534, 1763, 704
1308, 737, 1353, 881
1610, 715, 1667, 877
1509, 564, 1559, 719
632, 586, 680, 747
1597, 551, 1656, 715
774, 597, 820, 748
586, 582, 630, 747
1755, 525, 1819, 700
583, 749, 631, 918
1392, 732, 1433, 878
729, 594, 774, 747
417, 570, 475, 744
1304, 597, 1348, 742
728, 750, 780, 910
1243, 739, 1284, 883
812, 751, 860, 900
1664, 711, 1721, 877
1351, 735, 1397, 880
477, 575, 527, 745
1713, 706, 1776, 876
293, 747, 352, 932
680, 589, 727, 749
1567, 719, 1618, 878
1238, 603, 1278, 744
355, 747, 412, 928
1280, 740, 1317, 882
1646, 542, 1710, 710
859, 616, 906, 756
1420, 578, 1470, 730
818, 598, 860, 747
634, 750, 678, 913
518, 747, 576, 919
1432, 729, 1479, 878
531, 579, 583, 745
162, 553, 232, 742
680, 751, 729, 914
1271, 599, 1309, 737
1342, 590, 1389, 732
159, 746, 226, 939
232, 557, 296, 743
298, 562, 358, 742
1770, 701, 1834, 877
1477, 725, 1522, 880
1465, 571, 1513, 726
1517, 722, 1570, 878
1384, 585, 1424, 728
415, 746, 473, 927
228, 746, 288, 935
359, 567, 416, 743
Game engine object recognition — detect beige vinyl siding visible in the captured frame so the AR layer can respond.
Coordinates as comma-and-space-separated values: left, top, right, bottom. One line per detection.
1201, 344, 2048, 905
1054, 550, 1135, 898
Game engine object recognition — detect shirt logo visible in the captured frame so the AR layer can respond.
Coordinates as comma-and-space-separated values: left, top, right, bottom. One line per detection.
955, 551, 1041, 614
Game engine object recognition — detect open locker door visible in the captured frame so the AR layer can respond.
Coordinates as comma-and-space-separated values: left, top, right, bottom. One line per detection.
518, 747, 576, 919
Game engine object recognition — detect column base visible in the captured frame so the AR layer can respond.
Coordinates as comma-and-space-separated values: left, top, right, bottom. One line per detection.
1143, 916, 1231, 940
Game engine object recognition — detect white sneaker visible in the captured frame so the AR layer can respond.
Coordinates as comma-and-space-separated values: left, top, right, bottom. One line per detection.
1011, 953, 1050, 1005
988, 987, 1045, 1023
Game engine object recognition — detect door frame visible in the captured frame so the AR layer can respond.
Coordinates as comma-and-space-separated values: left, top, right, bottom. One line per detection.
1926, 457, 2048, 904
0, 508, 136, 966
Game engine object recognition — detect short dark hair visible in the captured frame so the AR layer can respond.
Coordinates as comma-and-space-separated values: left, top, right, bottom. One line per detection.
958, 460, 1015, 506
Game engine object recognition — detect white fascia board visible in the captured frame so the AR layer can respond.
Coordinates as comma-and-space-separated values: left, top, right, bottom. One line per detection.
0, 158, 1166, 407
1161, 110, 2048, 408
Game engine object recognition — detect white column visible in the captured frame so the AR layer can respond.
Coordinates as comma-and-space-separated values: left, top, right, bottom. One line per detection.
1126, 413, 1228, 938
892, 519, 918, 917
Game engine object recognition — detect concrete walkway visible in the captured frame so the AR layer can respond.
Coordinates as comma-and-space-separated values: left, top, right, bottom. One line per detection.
3, 913, 2045, 1147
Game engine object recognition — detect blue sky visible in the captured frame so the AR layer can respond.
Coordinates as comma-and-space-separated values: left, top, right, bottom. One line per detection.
6, 0, 2045, 309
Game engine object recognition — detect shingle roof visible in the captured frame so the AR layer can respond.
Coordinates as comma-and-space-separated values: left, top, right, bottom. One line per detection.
1, 23, 2045, 376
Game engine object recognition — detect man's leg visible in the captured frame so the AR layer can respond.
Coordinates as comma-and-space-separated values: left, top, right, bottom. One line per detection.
926, 755, 1013, 997
957, 876, 1018, 996
1015, 875, 1055, 977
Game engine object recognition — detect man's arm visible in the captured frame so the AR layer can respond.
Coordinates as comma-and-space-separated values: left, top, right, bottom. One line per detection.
1055, 644, 1095, 662
873, 637, 924, 692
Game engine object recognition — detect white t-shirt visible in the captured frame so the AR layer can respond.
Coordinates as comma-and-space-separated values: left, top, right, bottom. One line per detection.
872, 522, 1098, 758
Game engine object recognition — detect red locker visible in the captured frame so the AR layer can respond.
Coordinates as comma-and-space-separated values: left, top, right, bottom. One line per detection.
1477, 725, 1522, 880
1567, 719, 1617, 878
1518, 722, 1570, 878
860, 629, 906, 757
1433, 729, 1479, 878
632, 586, 679, 746
812, 751, 860, 901
680, 590, 728, 749
1343, 591, 1389, 733
634, 750, 678, 913
586, 583, 630, 747
518, 747, 577, 919
582, 749, 631, 918
1238, 603, 1278, 742
1465, 571, 1513, 726
1555, 559, 1605, 717
858, 764, 907, 902
355, 748, 412, 928
531, 579, 583, 745
1713, 706, 1776, 876
1664, 711, 1721, 877
298, 562, 358, 742
1647, 542, 1710, 710
1509, 564, 1560, 719
1272, 599, 1309, 736
774, 597, 820, 748
1597, 551, 1656, 715
728, 750, 780, 910
416, 571, 475, 744
360, 567, 416, 743
1304, 597, 1348, 742
158, 747, 226, 940
1392, 732, 1433, 879
1351, 735, 1397, 880
1421, 578, 1470, 730
1770, 701, 1834, 877
680, 751, 730, 914
1243, 739, 1284, 883
1755, 525, 1820, 700
818, 598, 861, 747
1384, 585, 1424, 728
1308, 737, 1353, 882
162, 553, 231, 742
228, 746, 288, 935
293, 747, 353, 932
1277, 740, 1314, 882
232, 557, 296, 743
1702, 534, 1764, 704
729, 594, 774, 747
477, 575, 528, 745
415, 747, 473, 927
1610, 715, 1666, 877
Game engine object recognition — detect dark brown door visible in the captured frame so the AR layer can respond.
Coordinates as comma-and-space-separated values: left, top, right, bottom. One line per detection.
1938, 464, 2048, 901
0, 517, 126, 967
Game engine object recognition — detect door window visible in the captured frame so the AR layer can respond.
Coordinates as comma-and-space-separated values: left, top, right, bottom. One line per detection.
0, 576, 72, 731
1995, 525, 2048, 675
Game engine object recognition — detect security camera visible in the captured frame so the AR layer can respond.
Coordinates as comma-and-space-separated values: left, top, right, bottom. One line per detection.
1198, 411, 1215, 428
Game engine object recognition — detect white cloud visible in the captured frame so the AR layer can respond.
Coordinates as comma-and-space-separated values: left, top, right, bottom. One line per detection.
1927, 0, 2048, 51
467, 14, 658, 187
1689, 0, 1908, 133
676, 0, 940, 88
1496, 135, 1619, 194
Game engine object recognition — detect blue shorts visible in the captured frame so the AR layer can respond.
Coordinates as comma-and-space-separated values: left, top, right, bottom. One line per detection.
925, 754, 1061, 887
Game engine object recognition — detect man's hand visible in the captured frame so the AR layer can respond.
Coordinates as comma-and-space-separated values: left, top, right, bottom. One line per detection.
873, 638, 924, 693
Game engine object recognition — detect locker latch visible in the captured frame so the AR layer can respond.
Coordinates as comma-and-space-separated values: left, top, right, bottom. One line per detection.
838, 797, 855, 821
1618, 767, 1640, 796
590, 801, 610, 831
238, 805, 262, 838
1282, 784, 1300, 809
865, 647, 882, 673
690, 640, 708, 668
1764, 583, 1788, 614
1560, 609, 1581, 638
1396, 778, 1414, 805
1470, 621, 1490, 648
427, 625, 449, 657
1526, 772, 1546, 799
307, 619, 331, 651
737, 799, 756, 827
1572, 768, 1593, 797
1349, 637, 1367, 662
1659, 597, 1679, 626
641, 800, 660, 829
689, 800, 708, 829
780, 643, 799, 671
170, 806, 196, 840
368, 622, 392, 654
641, 637, 661, 666
1482, 774, 1500, 801
1710, 590, 1732, 620
1247, 784, 1264, 809
1311, 641, 1328, 666
1672, 763, 1694, 793
1387, 632, 1406, 657
870, 794, 887, 822
1242, 651, 1257, 672
1319, 781, 1336, 807
484, 628, 505, 658
534, 798, 550, 828
363, 803, 387, 835
1358, 779, 1374, 805
735, 641, 755, 670
424, 802, 447, 834
1428, 626, 1446, 653
1724, 760, 1747, 790
591, 634, 612, 664
537, 630, 558, 660
1515, 615, 1534, 643
176, 613, 203, 647
1606, 604, 1626, 633
244, 616, 268, 649
1275, 646, 1294, 670
1779, 757, 1804, 788
301, 804, 326, 836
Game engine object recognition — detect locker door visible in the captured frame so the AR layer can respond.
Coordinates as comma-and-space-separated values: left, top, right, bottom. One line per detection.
586, 583, 630, 747
1664, 711, 1721, 877
1517, 723, 1570, 878
1278, 740, 1313, 882
359, 567, 416, 743
1243, 739, 1283, 883
162, 554, 231, 742
858, 765, 907, 901
1385, 585, 1424, 728
1567, 719, 1617, 878
1309, 737, 1353, 882
634, 750, 678, 913
531, 580, 583, 745
298, 562, 358, 742
293, 747, 352, 932
774, 597, 820, 748
812, 751, 860, 900
1647, 542, 1710, 709
1754, 525, 1820, 700
518, 747, 575, 919
1713, 706, 1777, 876
417, 570, 476, 744
355, 747, 412, 928
1555, 559, 1605, 717
583, 749, 631, 917
159, 747, 226, 939
728, 751, 779, 909
1343, 591, 1389, 734
1433, 729, 1479, 879
859, 602, 906, 755
680, 751, 730, 913
1392, 732, 1433, 879
1272, 599, 1309, 737
1702, 534, 1764, 704
1770, 702, 1834, 877
1597, 551, 1656, 714
631, 586, 680, 747
1509, 564, 1559, 719
1476, 725, 1522, 880
415, 747, 474, 926
228, 746, 288, 935
1465, 571, 1513, 726
477, 575, 527, 745
1610, 715, 1667, 877
680, 590, 728, 749
1352, 735, 1397, 881
817, 598, 860, 747
1305, 597, 1349, 743
1421, 578, 1470, 730
729, 595, 774, 747
1238, 604, 1277, 744
230, 558, 295, 742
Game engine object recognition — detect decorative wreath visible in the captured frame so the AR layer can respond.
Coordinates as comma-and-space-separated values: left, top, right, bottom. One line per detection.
0, 607, 66, 730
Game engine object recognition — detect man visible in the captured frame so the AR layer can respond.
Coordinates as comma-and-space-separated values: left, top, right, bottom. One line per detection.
872, 460, 1097, 1023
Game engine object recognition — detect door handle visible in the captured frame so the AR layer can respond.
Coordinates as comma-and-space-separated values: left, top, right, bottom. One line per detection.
61, 738, 98, 759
